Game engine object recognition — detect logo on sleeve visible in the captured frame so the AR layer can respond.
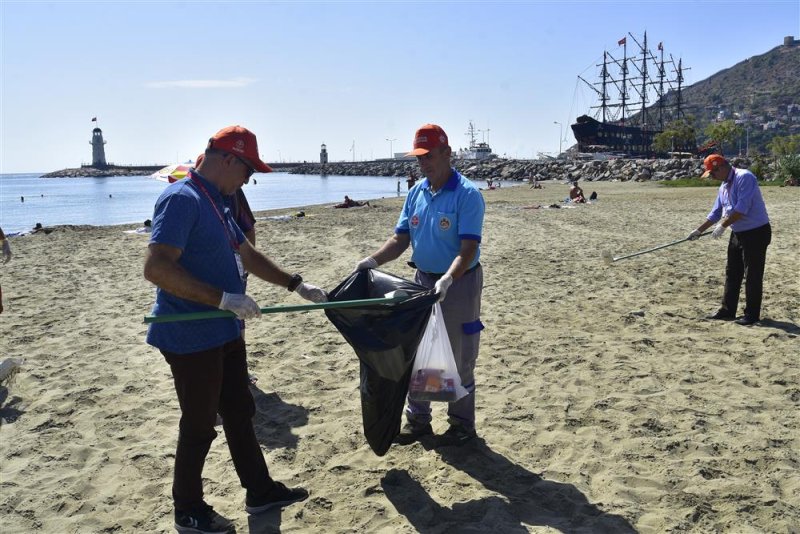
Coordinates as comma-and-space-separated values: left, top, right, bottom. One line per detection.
439, 216, 451, 231
411, 214, 419, 228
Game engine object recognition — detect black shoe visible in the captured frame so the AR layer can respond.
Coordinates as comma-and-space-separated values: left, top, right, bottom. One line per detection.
436, 425, 477, 447
174, 505, 235, 534
394, 421, 433, 445
735, 316, 759, 326
245, 481, 309, 514
706, 309, 735, 320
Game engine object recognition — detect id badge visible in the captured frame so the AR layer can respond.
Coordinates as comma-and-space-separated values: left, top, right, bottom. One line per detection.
234, 252, 245, 285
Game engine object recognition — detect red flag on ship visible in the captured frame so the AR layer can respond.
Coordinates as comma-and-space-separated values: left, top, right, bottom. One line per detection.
91, 117, 97, 121
658, 42, 663, 51
618, 37, 626, 46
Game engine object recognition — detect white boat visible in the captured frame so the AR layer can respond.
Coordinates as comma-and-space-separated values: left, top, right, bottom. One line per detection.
457, 121, 496, 160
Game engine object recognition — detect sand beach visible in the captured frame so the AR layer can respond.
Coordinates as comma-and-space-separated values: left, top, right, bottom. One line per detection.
1, 181, 798, 533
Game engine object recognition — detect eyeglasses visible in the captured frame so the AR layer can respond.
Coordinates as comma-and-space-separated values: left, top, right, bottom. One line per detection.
232, 153, 255, 178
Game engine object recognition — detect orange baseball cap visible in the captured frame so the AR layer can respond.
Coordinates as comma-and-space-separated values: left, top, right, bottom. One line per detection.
406, 124, 449, 156
701, 154, 727, 178
206, 125, 273, 173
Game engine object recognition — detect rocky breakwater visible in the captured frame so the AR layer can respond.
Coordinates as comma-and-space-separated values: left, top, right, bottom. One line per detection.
289, 158, 711, 182
41, 166, 162, 178
289, 161, 418, 177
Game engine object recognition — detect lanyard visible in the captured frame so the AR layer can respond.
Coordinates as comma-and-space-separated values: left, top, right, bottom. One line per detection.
189, 171, 240, 251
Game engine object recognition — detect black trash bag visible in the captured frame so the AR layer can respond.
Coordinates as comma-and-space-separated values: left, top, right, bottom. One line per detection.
325, 269, 437, 456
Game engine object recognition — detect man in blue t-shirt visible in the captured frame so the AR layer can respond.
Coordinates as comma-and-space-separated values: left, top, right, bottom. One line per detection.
354, 123, 485, 447
688, 154, 771, 326
144, 125, 327, 534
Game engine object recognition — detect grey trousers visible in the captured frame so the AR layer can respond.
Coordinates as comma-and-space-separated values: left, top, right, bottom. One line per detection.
407, 264, 484, 429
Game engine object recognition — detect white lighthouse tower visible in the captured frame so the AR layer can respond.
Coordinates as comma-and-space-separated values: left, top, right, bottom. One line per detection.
320, 143, 328, 164
90, 127, 108, 168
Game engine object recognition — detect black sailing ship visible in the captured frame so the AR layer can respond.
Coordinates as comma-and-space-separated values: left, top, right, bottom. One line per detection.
571, 32, 692, 157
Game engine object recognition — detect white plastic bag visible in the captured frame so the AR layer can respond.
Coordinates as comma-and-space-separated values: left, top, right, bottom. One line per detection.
408, 303, 468, 402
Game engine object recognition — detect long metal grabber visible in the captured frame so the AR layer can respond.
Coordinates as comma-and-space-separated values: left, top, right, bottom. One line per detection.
602, 231, 711, 264
144, 295, 410, 324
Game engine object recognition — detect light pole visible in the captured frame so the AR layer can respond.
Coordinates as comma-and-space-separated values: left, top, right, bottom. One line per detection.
385, 138, 397, 159
553, 121, 563, 156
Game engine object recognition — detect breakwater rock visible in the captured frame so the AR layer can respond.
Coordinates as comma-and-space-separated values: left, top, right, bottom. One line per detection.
42, 166, 163, 178
289, 156, 774, 182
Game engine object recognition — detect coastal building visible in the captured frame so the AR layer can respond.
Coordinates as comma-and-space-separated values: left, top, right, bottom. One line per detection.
320, 143, 328, 164
90, 127, 107, 168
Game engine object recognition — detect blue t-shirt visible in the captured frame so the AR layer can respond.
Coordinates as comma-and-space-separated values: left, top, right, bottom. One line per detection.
146, 172, 246, 354
706, 167, 770, 232
395, 169, 484, 273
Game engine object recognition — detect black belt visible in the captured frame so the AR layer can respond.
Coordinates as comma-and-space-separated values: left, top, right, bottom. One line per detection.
407, 261, 480, 280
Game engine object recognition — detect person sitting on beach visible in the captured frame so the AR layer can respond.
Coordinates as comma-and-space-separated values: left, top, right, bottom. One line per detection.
569, 181, 586, 203
144, 125, 327, 533
528, 175, 543, 189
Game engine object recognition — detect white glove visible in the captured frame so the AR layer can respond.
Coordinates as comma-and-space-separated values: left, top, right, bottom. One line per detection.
353, 256, 378, 273
219, 292, 262, 319
711, 224, 727, 239
687, 229, 702, 241
295, 282, 328, 303
433, 274, 453, 303
2, 240, 11, 263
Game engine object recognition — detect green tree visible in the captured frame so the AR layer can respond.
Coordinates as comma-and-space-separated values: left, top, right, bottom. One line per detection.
704, 120, 744, 155
653, 117, 697, 153
767, 134, 800, 156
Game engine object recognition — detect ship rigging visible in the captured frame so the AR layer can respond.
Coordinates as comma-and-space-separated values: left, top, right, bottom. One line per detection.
571, 31, 691, 156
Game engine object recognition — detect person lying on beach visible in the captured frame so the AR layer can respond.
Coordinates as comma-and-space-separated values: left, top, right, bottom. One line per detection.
334, 195, 369, 208
144, 125, 326, 534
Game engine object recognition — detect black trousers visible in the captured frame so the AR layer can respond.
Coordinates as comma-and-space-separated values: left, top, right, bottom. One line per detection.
721, 223, 771, 320
161, 337, 273, 512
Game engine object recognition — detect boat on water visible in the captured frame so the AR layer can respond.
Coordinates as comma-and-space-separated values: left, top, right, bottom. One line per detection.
571, 32, 693, 157
457, 121, 496, 160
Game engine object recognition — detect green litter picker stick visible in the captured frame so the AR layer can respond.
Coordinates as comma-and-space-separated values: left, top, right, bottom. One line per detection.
601, 231, 711, 265
143, 294, 410, 324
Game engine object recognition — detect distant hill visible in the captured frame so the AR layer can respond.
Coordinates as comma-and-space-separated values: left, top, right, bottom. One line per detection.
663, 38, 800, 154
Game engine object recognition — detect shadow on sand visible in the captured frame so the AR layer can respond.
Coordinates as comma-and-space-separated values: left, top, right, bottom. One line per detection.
245, 383, 310, 533
382, 438, 637, 533
756, 318, 800, 334
249, 383, 309, 450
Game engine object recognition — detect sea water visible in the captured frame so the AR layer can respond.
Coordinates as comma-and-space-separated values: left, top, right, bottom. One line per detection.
0, 172, 408, 234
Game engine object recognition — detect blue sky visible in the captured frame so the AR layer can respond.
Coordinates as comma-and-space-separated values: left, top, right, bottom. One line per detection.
1, 0, 797, 173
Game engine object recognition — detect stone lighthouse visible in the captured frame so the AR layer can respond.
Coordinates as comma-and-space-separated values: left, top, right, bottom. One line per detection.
90, 127, 108, 168
320, 143, 328, 164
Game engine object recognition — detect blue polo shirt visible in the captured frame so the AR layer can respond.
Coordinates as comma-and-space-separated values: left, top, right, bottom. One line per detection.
706, 167, 770, 232
395, 169, 484, 273
146, 171, 246, 354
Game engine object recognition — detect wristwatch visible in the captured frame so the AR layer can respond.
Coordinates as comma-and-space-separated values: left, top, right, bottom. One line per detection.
287, 273, 303, 292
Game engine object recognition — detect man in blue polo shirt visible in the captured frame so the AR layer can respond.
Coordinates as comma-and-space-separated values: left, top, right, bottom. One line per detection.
354, 123, 485, 447
145, 125, 327, 533
688, 154, 771, 326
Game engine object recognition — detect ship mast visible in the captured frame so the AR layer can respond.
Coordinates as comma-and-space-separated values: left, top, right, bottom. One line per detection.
639, 31, 648, 128
657, 41, 665, 129
601, 51, 609, 122
465, 120, 477, 148
620, 38, 628, 126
